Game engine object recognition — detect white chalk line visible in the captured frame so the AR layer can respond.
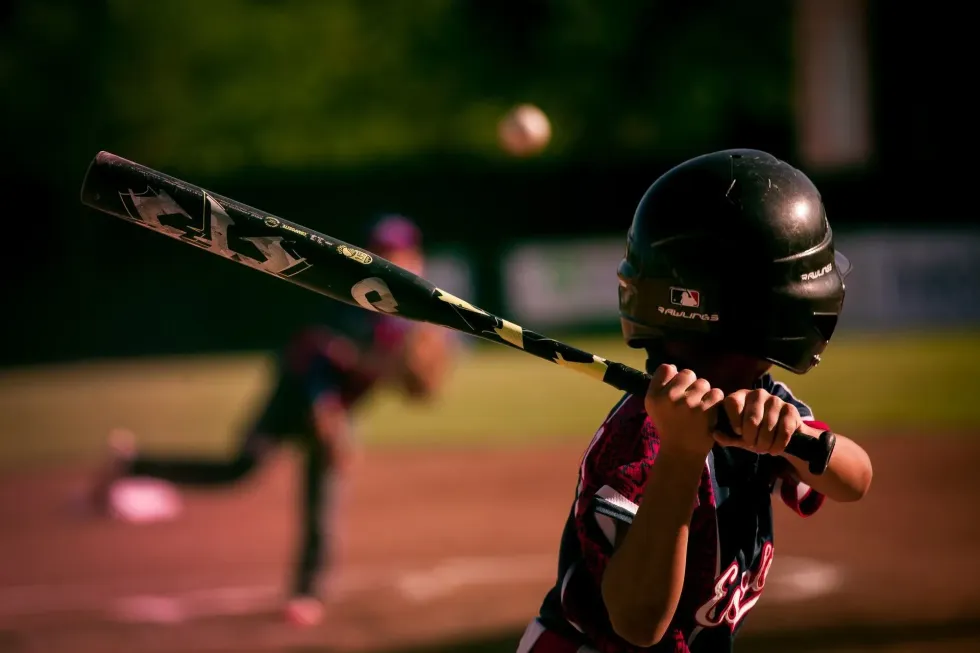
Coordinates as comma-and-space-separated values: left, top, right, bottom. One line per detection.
396, 554, 554, 603
0, 553, 845, 625
768, 556, 845, 600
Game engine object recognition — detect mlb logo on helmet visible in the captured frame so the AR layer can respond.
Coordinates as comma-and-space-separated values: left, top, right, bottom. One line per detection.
670, 287, 700, 308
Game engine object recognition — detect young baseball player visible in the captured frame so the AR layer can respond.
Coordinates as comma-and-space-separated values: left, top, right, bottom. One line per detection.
517, 150, 874, 653
93, 214, 455, 626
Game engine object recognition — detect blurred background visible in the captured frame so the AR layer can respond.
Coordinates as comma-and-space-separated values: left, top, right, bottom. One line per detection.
1, 1, 978, 652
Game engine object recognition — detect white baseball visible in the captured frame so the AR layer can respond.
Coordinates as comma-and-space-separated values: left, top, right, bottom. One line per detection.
498, 103, 552, 157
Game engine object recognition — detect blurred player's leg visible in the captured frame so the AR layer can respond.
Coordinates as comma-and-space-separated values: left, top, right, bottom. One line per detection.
91, 426, 278, 521
91, 366, 302, 518
126, 428, 275, 483
285, 408, 358, 627
293, 436, 333, 594
285, 435, 338, 626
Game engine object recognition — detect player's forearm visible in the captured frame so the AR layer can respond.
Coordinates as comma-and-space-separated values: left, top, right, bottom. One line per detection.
601, 445, 706, 647
784, 425, 872, 502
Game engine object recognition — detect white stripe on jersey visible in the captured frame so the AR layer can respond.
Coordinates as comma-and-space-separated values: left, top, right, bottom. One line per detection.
595, 484, 640, 516
593, 484, 640, 542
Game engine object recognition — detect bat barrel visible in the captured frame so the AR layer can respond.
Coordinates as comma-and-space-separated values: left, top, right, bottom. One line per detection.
79, 151, 449, 323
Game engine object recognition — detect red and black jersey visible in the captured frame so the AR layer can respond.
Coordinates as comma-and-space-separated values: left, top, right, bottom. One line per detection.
520, 374, 828, 653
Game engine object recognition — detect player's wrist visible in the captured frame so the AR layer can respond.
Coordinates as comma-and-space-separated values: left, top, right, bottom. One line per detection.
656, 438, 711, 469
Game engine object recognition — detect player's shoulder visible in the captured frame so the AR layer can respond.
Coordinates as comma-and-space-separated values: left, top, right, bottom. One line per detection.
581, 393, 657, 474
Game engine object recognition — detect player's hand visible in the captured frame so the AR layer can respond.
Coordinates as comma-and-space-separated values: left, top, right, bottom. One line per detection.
644, 364, 724, 457
715, 389, 801, 455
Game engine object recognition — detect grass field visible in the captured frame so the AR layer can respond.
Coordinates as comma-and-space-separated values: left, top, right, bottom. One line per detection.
0, 330, 977, 468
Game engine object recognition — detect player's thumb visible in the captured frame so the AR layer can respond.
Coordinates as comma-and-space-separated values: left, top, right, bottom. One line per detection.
712, 430, 743, 449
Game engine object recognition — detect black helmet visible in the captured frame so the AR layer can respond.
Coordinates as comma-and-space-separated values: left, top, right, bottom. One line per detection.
617, 149, 851, 374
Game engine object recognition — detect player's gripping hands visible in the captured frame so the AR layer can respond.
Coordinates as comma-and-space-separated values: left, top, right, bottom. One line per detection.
644, 364, 873, 503
644, 364, 799, 457
713, 388, 800, 455
643, 364, 723, 458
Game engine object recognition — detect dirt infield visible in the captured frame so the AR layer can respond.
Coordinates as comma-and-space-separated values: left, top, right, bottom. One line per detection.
0, 435, 977, 653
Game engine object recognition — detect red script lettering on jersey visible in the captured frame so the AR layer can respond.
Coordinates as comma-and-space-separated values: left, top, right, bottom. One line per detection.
694, 541, 774, 630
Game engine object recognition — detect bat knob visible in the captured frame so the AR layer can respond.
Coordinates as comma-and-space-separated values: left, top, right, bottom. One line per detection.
810, 430, 837, 476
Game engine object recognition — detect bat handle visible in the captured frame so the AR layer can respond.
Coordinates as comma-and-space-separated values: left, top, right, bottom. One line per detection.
714, 412, 835, 475
604, 363, 835, 475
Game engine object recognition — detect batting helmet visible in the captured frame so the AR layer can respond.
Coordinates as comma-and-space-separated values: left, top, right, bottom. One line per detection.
617, 149, 851, 374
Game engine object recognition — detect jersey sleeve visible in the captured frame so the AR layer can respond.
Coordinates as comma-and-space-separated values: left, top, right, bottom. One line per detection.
579, 397, 654, 560
767, 378, 827, 517
556, 396, 662, 652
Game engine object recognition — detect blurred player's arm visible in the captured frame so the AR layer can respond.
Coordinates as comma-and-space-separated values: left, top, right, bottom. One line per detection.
397, 324, 455, 399
782, 423, 872, 503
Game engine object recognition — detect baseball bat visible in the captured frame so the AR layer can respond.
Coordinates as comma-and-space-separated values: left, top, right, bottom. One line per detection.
79, 151, 835, 475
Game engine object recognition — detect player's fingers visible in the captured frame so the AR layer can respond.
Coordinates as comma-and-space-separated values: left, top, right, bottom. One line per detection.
741, 390, 767, 448
773, 402, 801, 455
701, 387, 726, 410
666, 369, 698, 402
684, 378, 713, 407
648, 364, 677, 394
703, 388, 725, 437
712, 429, 742, 448
759, 396, 784, 453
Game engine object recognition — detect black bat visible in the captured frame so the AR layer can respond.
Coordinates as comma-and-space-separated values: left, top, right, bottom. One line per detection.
79, 151, 835, 474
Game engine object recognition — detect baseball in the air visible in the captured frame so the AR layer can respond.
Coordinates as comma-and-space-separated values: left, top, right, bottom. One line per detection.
498, 103, 552, 157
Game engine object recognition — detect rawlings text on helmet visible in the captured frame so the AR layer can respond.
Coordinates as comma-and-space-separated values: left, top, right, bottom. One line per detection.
657, 306, 719, 321
800, 262, 833, 281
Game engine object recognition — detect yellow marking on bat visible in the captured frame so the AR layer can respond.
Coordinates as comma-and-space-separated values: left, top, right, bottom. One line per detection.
435, 289, 490, 315
282, 223, 308, 237
554, 352, 609, 381
494, 319, 525, 349
338, 245, 373, 264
